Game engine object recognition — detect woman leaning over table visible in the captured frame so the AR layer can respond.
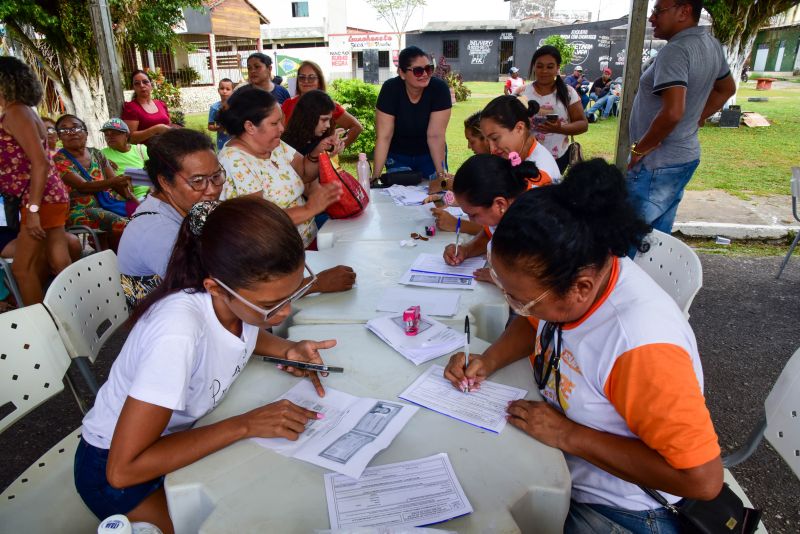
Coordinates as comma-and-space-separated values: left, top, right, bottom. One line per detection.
122, 70, 172, 146
372, 46, 452, 182
74, 197, 336, 533
216, 86, 356, 292
281, 60, 363, 149
0, 56, 71, 305
54, 114, 137, 252
444, 159, 723, 534
515, 45, 588, 173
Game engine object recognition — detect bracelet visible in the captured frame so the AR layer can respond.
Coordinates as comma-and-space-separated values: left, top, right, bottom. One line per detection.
630, 143, 650, 157
306, 153, 319, 163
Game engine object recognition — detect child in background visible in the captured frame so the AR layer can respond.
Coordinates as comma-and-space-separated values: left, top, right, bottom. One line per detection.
430, 112, 488, 234
208, 78, 236, 151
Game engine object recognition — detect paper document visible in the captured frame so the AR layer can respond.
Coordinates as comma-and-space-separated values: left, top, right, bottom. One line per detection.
399, 271, 476, 290
253, 381, 417, 478
399, 364, 527, 433
376, 287, 461, 317
366, 314, 464, 365
410, 253, 485, 278
385, 184, 430, 206
124, 167, 152, 186
324, 453, 473, 530
444, 206, 467, 218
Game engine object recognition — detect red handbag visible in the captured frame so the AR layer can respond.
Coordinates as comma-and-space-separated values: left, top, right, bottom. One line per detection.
317, 152, 369, 219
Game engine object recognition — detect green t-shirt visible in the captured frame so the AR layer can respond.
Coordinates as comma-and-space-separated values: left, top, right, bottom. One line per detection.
102, 145, 150, 199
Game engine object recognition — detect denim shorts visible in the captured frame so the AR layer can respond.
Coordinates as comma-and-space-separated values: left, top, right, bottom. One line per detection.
74, 437, 164, 519
385, 148, 448, 180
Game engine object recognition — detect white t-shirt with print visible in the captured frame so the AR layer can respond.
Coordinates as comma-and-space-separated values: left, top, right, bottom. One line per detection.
81, 290, 259, 449
219, 141, 317, 247
521, 83, 581, 159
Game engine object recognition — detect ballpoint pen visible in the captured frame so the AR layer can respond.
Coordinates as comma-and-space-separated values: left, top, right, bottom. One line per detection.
454, 216, 462, 257
463, 316, 470, 393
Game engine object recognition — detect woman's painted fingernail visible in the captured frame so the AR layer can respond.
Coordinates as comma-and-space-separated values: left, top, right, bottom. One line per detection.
468, 378, 474, 386
316, 413, 325, 419
276, 364, 284, 370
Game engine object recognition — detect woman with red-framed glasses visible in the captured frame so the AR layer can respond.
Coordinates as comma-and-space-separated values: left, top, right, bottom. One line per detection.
75, 197, 336, 533
443, 158, 724, 533
372, 46, 452, 183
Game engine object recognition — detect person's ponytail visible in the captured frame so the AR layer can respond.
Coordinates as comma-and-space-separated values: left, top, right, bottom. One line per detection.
453, 154, 536, 207
527, 99, 540, 118
553, 75, 571, 110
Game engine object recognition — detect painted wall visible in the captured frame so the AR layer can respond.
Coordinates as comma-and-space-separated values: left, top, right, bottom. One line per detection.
406, 30, 516, 82
751, 25, 800, 73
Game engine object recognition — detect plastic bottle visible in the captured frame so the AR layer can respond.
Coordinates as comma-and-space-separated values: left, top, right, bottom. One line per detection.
98, 514, 163, 534
356, 153, 371, 198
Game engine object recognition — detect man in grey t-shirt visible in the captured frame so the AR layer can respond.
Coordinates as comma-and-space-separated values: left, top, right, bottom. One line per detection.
627, 0, 736, 233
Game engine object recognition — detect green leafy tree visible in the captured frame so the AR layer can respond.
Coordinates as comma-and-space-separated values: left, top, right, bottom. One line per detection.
0, 0, 200, 144
704, 1, 798, 96
542, 35, 575, 71
364, 0, 426, 50
329, 79, 379, 157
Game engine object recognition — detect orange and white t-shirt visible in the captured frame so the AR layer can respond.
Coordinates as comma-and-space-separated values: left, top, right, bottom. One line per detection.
527, 257, 720, 510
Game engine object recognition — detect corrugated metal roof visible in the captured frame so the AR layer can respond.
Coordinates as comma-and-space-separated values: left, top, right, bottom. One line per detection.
419, 20, 521, 32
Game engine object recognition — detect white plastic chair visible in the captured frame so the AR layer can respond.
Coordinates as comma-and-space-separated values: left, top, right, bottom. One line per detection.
43, 250, 129, 395
776, 167, 800, 279
0, 305, 97, 531
634, 230, 703, 319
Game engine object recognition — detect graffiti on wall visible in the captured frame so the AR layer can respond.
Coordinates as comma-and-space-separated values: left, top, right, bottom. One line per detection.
468, 39, 493, 64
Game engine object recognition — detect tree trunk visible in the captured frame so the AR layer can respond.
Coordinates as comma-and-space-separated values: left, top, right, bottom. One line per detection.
721, 32, 756, 106
62, 69, 109, 148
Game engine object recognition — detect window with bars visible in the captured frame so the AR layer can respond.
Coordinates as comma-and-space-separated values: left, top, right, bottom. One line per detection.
292, 1, 309, 17
443, 39, 459, 59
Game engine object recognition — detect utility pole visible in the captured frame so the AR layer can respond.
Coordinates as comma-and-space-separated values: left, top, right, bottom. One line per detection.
613, 0, 648, 171
88, 0, 124, 116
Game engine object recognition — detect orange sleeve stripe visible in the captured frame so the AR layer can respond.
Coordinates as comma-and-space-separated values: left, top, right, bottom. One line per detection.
525, 316, 541, 368
484, 225, 493, 239
604, 343, 721, 470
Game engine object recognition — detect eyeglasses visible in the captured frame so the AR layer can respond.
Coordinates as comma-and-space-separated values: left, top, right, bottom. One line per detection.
650, 3, 681, 17
212, 264, 317, 322
297, 74, 318, 82
532, 321, 564, 409
45, 127, 57, 134
57, 127, 86, 135
404, 64, 434, 77
487, 252, 550, 316
179, 167, 227, 191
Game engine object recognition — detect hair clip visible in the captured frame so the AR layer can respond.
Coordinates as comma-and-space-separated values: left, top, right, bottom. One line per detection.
188, 200, 221, 236
508, 152, 522, 167
443, 190, 456, 206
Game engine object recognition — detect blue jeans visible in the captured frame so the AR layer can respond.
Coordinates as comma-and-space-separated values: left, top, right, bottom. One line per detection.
385, 148, 447, 180
74, 437, 164, 519
566, 500, 681, 534
588, 94, 620, 117
626, 159, 700, 234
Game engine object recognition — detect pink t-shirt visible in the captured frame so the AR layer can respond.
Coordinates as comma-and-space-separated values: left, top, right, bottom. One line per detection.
121, 99, 171, 133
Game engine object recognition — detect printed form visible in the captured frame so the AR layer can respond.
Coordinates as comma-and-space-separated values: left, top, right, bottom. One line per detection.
324, 453, 473, 529
399, 364, 527, 433
253, 381, 417, 478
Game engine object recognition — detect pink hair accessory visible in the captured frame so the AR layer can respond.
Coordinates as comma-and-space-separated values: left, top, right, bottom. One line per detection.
443, 190, 456, 205
508, 151, 522, 167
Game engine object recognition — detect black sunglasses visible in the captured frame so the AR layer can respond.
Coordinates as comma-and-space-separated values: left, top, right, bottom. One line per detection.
533, 322, 564, 407
404, 64, 434, 77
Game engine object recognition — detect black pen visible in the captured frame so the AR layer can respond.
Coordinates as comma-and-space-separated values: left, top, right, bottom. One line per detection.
260, 355, 344, 373
463, 316, 470, 392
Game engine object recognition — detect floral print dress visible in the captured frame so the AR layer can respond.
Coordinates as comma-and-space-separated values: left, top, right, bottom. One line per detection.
53, 148, 128, 239
218, 140, 317, 247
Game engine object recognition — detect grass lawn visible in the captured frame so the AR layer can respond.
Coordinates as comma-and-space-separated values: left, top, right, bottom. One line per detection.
184, 80, 800, 196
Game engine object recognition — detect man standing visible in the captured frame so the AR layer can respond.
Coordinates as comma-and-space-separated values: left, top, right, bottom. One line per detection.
627, 0, 735, 233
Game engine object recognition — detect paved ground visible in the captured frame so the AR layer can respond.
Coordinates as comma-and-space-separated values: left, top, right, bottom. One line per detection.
1, 252, 799, 532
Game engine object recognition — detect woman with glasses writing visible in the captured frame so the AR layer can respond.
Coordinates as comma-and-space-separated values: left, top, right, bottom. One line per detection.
372, 46, 452, 182
53, 114, 137, 252
0, 56, 72, 305
444, 159, 723, 533
75, 197, 335, 533
281, 60, 363, 150
117, 129, 224, 307
122, 70, 172, 146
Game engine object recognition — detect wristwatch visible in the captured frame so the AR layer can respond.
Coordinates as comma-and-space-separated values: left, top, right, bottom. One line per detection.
26, 203, 40, 213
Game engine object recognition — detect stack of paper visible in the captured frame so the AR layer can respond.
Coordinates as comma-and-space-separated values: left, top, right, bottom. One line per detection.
384, 184, 430, 206
399, 364, 528, 433
366, 314, 464, 365
399, 253, 485, 290
375, 287, 461, 317
124, 167, 152, 187
324, 453, 472, 529
253, 381, 417, 479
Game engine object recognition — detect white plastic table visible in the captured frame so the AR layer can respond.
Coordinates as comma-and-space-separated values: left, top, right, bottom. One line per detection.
316, 192, 452, 249
291, 240, 509, 342
165, 324, 572, 534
